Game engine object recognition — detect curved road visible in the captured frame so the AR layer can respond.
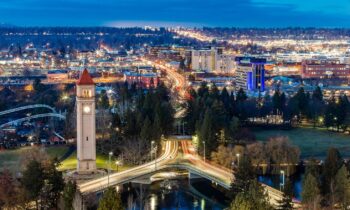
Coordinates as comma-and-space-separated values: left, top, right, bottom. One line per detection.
79, 140, 178, 194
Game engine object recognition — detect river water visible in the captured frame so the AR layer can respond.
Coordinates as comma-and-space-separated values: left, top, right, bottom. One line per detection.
118, 174, 303, 209
121, 178, 229, 210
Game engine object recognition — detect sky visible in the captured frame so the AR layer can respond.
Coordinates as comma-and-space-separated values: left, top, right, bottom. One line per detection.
0, 0, 350, 27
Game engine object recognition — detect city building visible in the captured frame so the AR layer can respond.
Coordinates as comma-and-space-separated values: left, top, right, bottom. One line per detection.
301, 59, 350, 79
47, 69, 69, 82
124, 71, 159, 88
191, 47, 236, 73
76, 69, 96, 173
235, 57, 266, 92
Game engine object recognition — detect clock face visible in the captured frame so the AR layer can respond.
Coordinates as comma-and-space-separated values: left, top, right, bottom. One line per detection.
83, 105, 91, 113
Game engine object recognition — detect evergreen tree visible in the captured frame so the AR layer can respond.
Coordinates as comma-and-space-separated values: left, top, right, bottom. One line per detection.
229, 155, 256, 199
294, 87, 309, 116
236, 88, 248, 102
98, 90, 110, 109
230, 180, 272, 210
334, 165, 350, 209
62, 181, 77, 210
21, 160, 44, 209
43, 160, 65, 208
98, 187, 123, 210
302, 173, 320, 210
33, 78, 45, 93
140, 117, 153, 142
198, 109, 216, 158
152, 113, 162, 141
322, 148, 343, 195
312, 86, 323, 101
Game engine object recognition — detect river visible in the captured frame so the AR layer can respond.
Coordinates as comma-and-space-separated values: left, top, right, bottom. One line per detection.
121, 178, 229, 210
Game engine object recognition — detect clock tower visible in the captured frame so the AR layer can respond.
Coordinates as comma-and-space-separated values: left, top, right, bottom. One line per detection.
76, 69, 96, 173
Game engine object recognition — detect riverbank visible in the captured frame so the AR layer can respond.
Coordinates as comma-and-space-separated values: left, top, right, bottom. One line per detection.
254, 127, 350, 159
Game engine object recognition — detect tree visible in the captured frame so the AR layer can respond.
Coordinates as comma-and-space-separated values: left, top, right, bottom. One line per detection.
312, 86, 323, 102
0, 169, 17, 209
265, 136, 300, 175
277, 180, 294, 210
226, 116, 240, 143
152, 113, 162, 141
302, 173, 320, 210
21, 160, 44, 209
211, 145, 244, 168
294, 87, 309, 116
42, 160, 65, 208
140, 117, 153, 142
98, 187, 123, 210
198, 109, 216, 158
322, 147, 343, 195
33, 78, 44, 92
229, 155, 256, 199
334, 165, 350, 209
62, 181, 77, 210
98, 90, 110, 109
236, 88, 247, 102
230, 180, 272, 210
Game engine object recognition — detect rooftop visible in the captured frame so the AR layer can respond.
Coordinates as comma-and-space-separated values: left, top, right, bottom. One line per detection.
77, 69, 94, 85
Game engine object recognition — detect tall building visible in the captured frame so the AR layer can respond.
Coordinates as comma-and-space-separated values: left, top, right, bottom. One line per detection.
191, 47, 218, 72
191, 47, 235, 73
235, 57, 266, 92
76, 69, 96, 173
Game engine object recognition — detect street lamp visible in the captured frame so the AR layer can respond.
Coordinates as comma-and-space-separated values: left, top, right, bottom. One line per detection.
202, 141, 206, 162
151, 141, 157, 170
236, 153, 240, 166
280, 170, 285, 191
115, 160, 120, 173
108, 151, 113, 187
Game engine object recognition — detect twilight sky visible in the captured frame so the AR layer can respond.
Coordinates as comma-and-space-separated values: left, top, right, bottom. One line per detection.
0, 0, 350, 27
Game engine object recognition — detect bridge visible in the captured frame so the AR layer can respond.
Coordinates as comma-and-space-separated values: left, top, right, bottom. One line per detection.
78, 139, 293, 207
0, 104, 65, 128
0, 104, 56, 116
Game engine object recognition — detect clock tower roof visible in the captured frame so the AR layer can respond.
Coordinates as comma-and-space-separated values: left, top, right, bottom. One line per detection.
77, 69, 94, 85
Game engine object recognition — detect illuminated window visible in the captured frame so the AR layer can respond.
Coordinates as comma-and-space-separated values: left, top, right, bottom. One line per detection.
82, 89, 91, 97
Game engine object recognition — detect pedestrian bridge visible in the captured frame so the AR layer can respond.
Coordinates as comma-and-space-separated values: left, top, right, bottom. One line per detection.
0, 104, 65, 128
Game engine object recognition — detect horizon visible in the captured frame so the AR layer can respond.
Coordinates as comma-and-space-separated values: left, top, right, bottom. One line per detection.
0, 0, 350, 27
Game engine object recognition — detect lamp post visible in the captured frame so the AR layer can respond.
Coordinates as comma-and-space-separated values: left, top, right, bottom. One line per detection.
202, 141, 206, 162
115, 160, 120, 173
280, 170, 285, 191
236, 153, 240, 166
108, 151, 113, 187
151, 141, 156, 170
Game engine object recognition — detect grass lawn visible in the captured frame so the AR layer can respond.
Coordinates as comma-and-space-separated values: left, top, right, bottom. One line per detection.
59, 151, 131, 172
254, 128, 350, 159
0, 145, 70, 172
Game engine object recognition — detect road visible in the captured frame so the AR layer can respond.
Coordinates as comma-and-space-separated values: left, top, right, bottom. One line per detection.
180, 141, 300, 207
142, 58, 187, 99
78, 140, 178, 194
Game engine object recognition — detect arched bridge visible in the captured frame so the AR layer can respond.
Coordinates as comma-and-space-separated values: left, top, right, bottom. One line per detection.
0, 104, 56, 116
78, 139, 292, 207
0, 104, 65, 128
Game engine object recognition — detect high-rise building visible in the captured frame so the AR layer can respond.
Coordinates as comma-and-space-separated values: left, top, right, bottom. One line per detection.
235, 57, 266, 92
76, 69, 96, 173
191, 47, 218, 72
191, 47, 235, 73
